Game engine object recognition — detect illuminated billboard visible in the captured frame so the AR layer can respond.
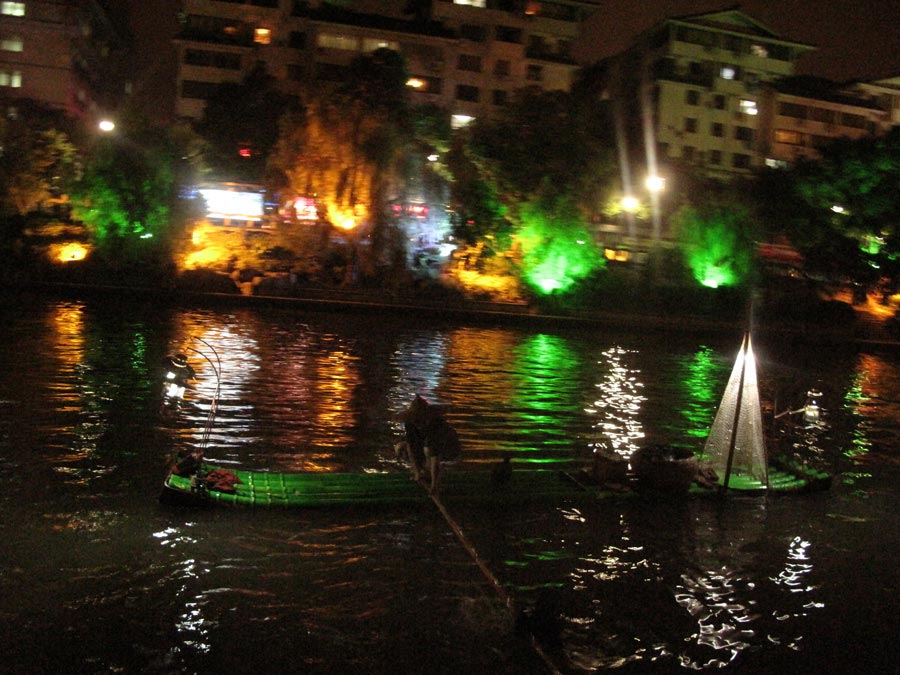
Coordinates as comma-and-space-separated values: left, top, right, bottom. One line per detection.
198, 187, 264, 222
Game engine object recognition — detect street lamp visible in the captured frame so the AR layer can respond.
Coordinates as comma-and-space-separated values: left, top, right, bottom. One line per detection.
645, 174, 665, 193
98, 119, 115, 133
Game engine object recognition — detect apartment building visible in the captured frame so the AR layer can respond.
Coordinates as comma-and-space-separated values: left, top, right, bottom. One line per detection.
758, 77, 888, 167
0, 0, 125, 124
173, 0, 601, 124
603, 8, 815, 178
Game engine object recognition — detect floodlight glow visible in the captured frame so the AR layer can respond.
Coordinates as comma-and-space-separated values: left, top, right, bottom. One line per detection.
621, 195, 639, 212
98, 119, 115, 132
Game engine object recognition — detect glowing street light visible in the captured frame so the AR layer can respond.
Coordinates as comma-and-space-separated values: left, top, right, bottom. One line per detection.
621, 195, 639, 212
98, 119, 115, 133
645, 174, 665, 193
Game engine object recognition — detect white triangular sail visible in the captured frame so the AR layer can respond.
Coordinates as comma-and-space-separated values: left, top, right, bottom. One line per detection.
703, 334, 768, 488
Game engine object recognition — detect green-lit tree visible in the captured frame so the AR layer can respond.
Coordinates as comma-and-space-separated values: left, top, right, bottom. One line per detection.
457, 87, 617, 295
71, 122, 204, 271
672, 203, 757, 289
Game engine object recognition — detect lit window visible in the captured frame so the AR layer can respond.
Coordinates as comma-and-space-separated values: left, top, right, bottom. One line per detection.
317, 33, 359, 51
254, 28, 271, 45
739, 99, 758, 115
0, 35, 23, 52
451, 114, 475, 129
0, 69, 22, 87
750, 44, 769, 58
1, 2, 25, 17
720, 66, 736, 80
362, 38, 398, 52
453, 0, 486, 6
774, 129, 803, 145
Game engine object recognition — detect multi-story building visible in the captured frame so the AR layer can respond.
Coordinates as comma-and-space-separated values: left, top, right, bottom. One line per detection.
0, 0, 126, 125
602, 8, 815, 180
173, 0, 601, 125
758, 76, 888, 167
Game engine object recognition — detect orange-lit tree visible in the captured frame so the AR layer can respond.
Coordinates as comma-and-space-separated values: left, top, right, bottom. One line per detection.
270, 49, 413, 283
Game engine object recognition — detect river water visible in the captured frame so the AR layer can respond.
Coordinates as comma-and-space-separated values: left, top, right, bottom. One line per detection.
0, 292, 898, 674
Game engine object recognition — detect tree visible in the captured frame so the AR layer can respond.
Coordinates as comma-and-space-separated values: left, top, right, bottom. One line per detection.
452, 87, 616, 294
0, 101, 78, 222
672, 203, 757, 289
195, 64, 296, 183
71, 122, 203, 268
270, 49, 414, 280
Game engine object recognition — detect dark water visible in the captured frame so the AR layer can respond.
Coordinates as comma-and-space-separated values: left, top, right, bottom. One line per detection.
1, 293, 898, 674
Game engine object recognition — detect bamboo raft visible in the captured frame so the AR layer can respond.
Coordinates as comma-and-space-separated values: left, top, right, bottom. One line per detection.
160, 459, 831, 508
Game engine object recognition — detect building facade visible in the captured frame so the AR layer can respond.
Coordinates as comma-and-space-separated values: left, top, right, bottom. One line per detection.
173, 0, 601, 124
603, 8, 900, 184
0, 0, 125, 125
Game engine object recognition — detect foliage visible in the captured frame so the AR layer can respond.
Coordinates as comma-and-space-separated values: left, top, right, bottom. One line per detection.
270, 49, 414, 278
0, 102, 78, 220
71, 123, 203, 265
763, 128, 900, 286
195, 64, 297, 183
517, 199, 605, 294
673, 203, 756, 288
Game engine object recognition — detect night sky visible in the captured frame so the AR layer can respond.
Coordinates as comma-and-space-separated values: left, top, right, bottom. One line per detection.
577, 0, 900, 82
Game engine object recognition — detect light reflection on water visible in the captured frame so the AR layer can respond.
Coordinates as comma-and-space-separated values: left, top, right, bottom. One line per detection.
1, 296, 899, 673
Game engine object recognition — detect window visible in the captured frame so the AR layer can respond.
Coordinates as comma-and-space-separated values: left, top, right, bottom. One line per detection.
709, 149, 722, 165
735, 126, 754, 141
711, 122, 724, 137
750, 43, 768, 58
459, 24, 487, 42
495, 26, 522, 43
494, 60, 510, 78
184, 49, 241, 69
720, 66, 736, 80
288, 31, 306, 49
682, 146, 695, 162
0, 69, 21, 87
492, 89, 507, 106
526, 64, 542, 82
457, 54, 482, 72
363, 37, 398, 52
774, 129, 803, 145
685, 90, 700, 105
810, 107, 836, 124
180, 80, 219, 99
684, 118, 698, 133
254, 28, 271, 45
1, 2, 24, 17
317, 33, 358, 51
779, 102, 807, 119
732, 153, 751, 169
455, 84, 480, 102
0, 35, 22, 52
739, 99, 758, 115
841, 112, 867, 129
451, 114, 475, 129
409, 76, 442, 94
453, 0, 486, 6
713, 94, 726, 110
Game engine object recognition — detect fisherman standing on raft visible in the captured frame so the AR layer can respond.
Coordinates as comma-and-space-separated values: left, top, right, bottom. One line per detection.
397, 394, 461, 494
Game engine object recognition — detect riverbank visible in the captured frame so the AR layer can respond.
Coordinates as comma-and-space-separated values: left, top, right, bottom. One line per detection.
4, 278, 899, 349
